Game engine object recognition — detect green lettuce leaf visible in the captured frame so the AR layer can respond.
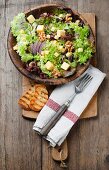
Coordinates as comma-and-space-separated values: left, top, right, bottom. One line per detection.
11, 13, 32, 36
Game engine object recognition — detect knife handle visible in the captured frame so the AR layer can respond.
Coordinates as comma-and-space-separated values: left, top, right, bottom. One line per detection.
40, 104, 68, 136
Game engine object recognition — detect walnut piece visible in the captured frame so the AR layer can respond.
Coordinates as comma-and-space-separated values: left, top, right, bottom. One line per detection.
65, 14, 72, 22
65, 41, 74, 52
52, 68, 61, 78
38, 32, 46, 42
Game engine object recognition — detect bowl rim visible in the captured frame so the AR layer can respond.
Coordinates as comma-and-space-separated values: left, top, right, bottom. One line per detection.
7, 4, 95, 85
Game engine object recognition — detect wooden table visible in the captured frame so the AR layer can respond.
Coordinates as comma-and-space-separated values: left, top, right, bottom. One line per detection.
0, 0, 109, 170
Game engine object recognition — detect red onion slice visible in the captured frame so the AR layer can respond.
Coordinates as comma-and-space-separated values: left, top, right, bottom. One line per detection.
33, 41, 41, 55
30, 41, 42, 55
38, 41, 46, 54
30, 41, 38, 55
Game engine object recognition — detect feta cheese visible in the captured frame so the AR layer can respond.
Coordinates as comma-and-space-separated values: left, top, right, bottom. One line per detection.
58, 46, 65, 53
54, 52, 59, 57
45, 61, 54, 71
54, 35, 59, 40
58, 46, 63, 51
27, 15, 35, 23
46, 35, 50, 39
75, 20, 80, 25
61, 62, 70, 71
66, 52, 72, 57
57, 30, 65, 37
78, 48, 83, 52
36, 25, 44, 33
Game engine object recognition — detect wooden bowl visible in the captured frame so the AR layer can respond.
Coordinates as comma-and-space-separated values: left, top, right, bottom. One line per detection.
7, 4, 95, 85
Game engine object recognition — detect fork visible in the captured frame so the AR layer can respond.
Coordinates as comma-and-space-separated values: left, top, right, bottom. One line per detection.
40, 73, 93, 136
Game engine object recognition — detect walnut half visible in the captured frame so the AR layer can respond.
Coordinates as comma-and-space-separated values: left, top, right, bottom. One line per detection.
65, 41, 74, 52
65, 14, 72, 22
38, 32, 46, 42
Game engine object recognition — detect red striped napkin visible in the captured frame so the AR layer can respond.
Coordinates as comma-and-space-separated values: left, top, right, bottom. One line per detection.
33, 66, 106, 147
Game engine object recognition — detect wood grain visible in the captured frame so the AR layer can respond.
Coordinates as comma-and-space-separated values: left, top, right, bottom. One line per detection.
0, 1, 42, 170
68, 1, 109, 170
0, 0, 109, 170
80, 12, 97, 119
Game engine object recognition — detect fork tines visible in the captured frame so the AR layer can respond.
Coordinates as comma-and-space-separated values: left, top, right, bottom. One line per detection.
78, 73, 93, 89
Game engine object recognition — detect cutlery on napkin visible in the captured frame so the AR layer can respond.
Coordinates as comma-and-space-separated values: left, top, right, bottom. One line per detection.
33, 65, 106, 147
40, 73, 93, 136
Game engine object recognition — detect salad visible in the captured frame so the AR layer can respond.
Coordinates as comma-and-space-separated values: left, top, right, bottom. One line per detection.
11, 8, 95, 79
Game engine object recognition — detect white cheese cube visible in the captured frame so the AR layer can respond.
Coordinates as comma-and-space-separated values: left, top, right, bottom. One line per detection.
58, 46, 65, 53
58, 46, 64, 52
36, 25, 44, 33
57, 30, 65, 37
78, 48, 83, 52
54, 35, 59, 40
75, 20, 80, 25
45, 61, 54, 71
27, 15, 35, 23
66, 52, 72, 57
46, 35, 50, 39
61, 62, 70, 71
54, 52, 59, 57
58, 46, 63, 50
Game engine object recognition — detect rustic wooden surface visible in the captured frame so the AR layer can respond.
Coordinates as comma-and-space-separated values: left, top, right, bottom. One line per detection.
0, 0, 109, 170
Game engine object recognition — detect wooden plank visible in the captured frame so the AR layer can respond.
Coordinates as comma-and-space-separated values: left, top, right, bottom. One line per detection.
80, 13, 97, 119
0, 1, 42, 170
68, 1, 109, 170
0, 1, 7, 170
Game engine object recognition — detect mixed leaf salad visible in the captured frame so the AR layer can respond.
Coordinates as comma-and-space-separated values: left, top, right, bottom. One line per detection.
11, 8, 95, 79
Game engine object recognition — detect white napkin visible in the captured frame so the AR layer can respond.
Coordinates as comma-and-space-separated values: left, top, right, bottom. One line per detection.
33, 65, 106, 147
